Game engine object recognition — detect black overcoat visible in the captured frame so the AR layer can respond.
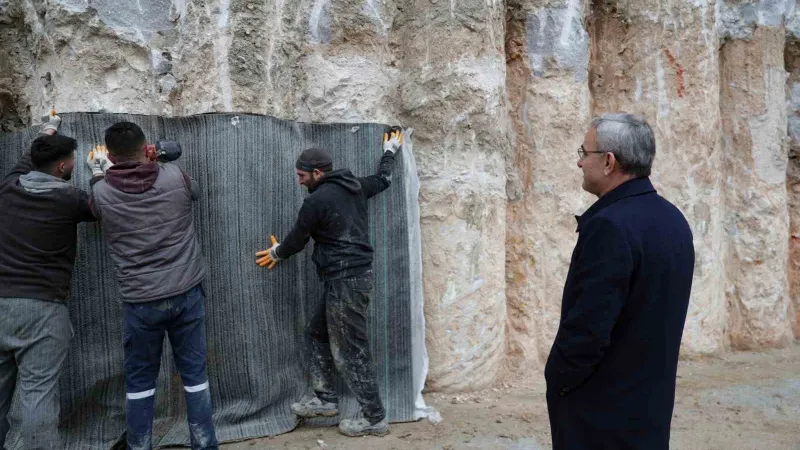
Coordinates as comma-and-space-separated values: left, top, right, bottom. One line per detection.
545, 177, 695, 450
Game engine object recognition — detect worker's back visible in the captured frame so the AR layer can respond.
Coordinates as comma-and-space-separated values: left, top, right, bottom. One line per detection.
0, 154, 96, 302
305, 168, 376, 281
91, 161, 204, 302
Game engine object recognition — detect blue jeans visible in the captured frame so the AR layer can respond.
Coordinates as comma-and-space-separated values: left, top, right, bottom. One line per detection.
123, 284, 218, 450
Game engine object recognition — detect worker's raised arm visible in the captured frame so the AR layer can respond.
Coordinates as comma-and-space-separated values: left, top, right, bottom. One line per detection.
359, 129, 402, 199
4, 152, 36, 181
177, 166, 200, 200
3, 115, 62, 181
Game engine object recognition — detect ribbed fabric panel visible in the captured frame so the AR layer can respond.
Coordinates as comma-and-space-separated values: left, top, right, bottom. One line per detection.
0, 113, 420, 449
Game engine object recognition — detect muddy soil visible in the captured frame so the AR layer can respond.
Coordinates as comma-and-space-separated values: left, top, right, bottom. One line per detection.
220, 345, 800, 450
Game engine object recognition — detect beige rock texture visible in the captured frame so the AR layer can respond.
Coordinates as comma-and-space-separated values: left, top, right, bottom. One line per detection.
589, 0, 729, 356
787, 26, 800, 340
395, 0, 509, 391
721, 25, 793, 349
504, 0, 594, 376
1, 0, 799, 392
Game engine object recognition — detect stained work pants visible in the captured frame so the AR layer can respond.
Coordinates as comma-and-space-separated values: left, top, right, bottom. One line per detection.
307, 271, 386, 424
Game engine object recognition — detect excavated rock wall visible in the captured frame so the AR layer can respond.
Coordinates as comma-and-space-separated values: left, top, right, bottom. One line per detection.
504, 0, 594, 377
589, 0, 727, 356
787, 21, 800, 340
1, 0, 798, 392
721, 25, 793, 349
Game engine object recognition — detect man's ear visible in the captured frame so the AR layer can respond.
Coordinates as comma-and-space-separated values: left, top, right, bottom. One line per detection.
313, 168, 324, 179
604, 152, 617, 176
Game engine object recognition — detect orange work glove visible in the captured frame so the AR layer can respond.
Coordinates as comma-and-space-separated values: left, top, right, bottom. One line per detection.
255, 235, 282, 270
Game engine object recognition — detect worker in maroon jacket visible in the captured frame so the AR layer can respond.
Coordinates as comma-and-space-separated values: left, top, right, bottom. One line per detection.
89, 122, 216, 450
0, 115, 102, 450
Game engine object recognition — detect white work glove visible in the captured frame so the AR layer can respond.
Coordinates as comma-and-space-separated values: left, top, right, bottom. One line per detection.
383, 129, 402, 154
41, 112, 61, 135
87, 145, 113, 177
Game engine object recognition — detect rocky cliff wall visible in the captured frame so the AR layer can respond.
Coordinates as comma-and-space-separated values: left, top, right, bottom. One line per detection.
1, 0, 798, 392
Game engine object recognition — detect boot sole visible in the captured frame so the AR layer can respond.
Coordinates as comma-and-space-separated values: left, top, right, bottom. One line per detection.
338, 427, 390, 437
293, 409, 339, 418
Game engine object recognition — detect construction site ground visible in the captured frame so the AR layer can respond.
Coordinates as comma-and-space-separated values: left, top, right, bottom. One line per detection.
217, 344, 800, 450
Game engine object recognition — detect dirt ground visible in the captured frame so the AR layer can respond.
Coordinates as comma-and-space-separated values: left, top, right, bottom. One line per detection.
222, 345, 800, 450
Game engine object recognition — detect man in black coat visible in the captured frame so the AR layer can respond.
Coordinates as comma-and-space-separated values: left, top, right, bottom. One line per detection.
545, 113, 695, 450
255, 129, 403, 437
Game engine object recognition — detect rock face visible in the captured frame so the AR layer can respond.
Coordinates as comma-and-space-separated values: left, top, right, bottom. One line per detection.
2, 0, 799, 392
787, 21, 800, 340
589, 0, 730, 356
395, 1, 509, 391
505, 0, 594, 376
721, 25, 793, 349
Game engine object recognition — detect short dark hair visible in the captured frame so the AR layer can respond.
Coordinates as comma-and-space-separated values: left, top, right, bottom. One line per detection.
104, 122, 146, 158
30, 134, 77, 170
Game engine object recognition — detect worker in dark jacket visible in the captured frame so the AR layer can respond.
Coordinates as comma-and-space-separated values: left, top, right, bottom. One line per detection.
545, 113, 695, 450
0, 115, 98, 450
89, 122, 217, 450
255, 129, 403, 437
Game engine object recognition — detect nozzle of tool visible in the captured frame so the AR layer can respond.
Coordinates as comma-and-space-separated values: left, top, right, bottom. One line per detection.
145, 140, 182, 162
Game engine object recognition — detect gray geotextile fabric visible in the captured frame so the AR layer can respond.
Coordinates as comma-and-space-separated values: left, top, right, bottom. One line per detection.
0, 112, 429, 449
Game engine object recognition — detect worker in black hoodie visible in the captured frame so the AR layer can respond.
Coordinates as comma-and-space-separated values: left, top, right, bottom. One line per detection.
255, 129, 403, 437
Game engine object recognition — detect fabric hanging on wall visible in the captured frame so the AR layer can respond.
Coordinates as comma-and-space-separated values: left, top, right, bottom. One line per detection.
0, 112, 432, 449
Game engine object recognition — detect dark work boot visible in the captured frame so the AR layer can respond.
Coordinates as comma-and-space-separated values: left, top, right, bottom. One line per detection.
338, 412, 389, 437
291, 395, 338, 418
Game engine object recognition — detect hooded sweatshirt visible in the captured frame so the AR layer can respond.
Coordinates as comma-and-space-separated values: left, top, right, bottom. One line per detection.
0, 153, 97, 303
276, 151, 396, 281
90, 161, 204, 303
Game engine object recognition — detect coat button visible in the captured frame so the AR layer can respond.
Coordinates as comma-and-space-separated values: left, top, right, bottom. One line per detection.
559, 387, 569, 397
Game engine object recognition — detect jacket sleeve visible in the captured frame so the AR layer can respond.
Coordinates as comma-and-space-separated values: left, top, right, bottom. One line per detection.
3, 152, 36, 181
275, 198, 320, 260
544, 217, 633, 395
358, 151, 396, 199
75, 189, 98, 222
177, 166, 200, 201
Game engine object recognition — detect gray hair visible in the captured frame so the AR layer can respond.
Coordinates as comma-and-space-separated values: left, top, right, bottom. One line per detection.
591, 113, 655, 177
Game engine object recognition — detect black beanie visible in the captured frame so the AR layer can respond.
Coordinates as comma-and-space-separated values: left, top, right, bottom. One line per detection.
296, 147, 333, 172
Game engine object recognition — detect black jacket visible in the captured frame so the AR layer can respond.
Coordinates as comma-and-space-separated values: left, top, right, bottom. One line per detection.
0, 153, 96, 303
276, 151, 395, 280
545, 177, 695, 450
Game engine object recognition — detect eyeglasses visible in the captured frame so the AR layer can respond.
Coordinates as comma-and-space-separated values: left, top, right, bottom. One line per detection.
578, 145, 605, 160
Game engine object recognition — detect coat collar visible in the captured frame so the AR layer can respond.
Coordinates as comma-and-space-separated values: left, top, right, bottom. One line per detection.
575, 176, 656, 232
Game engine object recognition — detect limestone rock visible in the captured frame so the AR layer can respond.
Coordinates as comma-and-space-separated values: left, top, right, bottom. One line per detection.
721, 26, 793, 349
504, 0, 593, 375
